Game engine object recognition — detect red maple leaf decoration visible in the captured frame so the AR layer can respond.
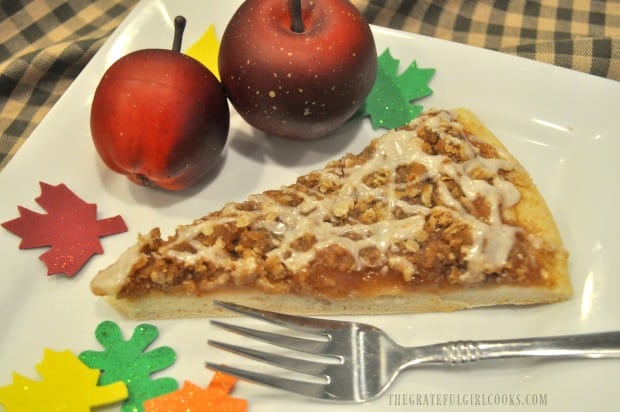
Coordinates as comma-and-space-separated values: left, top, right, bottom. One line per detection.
2, 182, 128, 277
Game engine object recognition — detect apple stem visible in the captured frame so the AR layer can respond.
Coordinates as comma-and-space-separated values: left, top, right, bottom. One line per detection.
290, 0, 304, 33
172, 15, 187, 52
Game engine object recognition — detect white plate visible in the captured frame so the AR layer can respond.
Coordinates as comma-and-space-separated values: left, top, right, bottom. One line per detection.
1, 0, 619, 410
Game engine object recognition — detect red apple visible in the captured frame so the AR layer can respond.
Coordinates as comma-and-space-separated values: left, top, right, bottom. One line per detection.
91, 16, 229, 190
219, 0, 377, 140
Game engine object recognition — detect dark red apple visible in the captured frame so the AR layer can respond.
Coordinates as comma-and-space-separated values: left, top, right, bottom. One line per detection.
91, 16, 229, 190
219, 0, 377, 140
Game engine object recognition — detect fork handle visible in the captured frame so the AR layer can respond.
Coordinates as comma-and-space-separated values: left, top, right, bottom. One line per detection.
420, 331, 620, 365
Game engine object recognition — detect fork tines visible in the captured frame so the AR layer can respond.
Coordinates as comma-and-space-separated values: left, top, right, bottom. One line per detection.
204, 361, 328, 397
206, 301, 342, 398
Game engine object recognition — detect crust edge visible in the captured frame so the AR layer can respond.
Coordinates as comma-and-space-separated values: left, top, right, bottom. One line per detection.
102, 285, 572, 320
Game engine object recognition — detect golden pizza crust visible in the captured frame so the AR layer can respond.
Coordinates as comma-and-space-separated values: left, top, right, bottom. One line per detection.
101, 285, 570, 319
91, 108, 571, 319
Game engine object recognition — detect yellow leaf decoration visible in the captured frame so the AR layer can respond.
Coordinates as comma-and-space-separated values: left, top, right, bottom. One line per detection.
185, 24, 221, 80
0, 349, 127, 412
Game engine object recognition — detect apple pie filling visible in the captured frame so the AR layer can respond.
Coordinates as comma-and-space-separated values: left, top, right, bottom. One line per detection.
115, 109, 557, 299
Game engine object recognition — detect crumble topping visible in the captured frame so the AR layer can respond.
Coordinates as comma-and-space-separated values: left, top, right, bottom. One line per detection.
99, 109, 555, 299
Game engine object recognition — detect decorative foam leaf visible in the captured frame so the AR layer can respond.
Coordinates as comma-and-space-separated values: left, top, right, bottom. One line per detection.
79, 321, 178, 412
1, 182, 127, 276
357, 48, 435, 129
0, 349, 127, 411
143, 372, 247, 412
185, 24, 221, 80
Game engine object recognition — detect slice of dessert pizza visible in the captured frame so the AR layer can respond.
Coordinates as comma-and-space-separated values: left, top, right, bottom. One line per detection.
91, 108, 571, 319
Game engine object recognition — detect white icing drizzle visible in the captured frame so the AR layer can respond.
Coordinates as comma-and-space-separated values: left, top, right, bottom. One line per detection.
162, 110, 521, 283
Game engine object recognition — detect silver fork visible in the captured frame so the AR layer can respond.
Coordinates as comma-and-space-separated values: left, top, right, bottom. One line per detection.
206, 301, 620, 403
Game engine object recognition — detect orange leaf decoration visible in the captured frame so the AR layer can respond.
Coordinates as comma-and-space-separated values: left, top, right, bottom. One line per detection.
143, 372, 247, 412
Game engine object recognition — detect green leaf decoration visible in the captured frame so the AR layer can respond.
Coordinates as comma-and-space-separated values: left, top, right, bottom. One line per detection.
79, 321, 178, 412
357, 48, 435, 129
